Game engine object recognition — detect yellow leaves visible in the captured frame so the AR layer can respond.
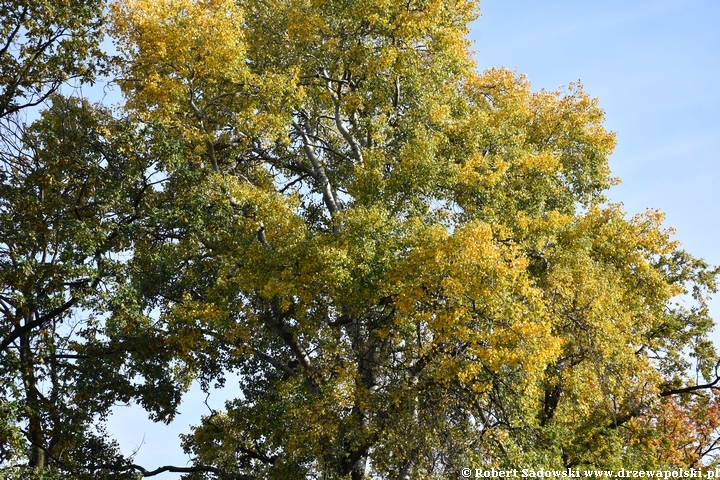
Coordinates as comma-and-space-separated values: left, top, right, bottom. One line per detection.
99, 0, 720, 474
518, 151, 561, 174
112, 0, 247, 71
373, 219, 562, 398
547, 206, 675, 330
451, 67, 618, 221
527, 203, 698, 459
110, 0, 255, 141
629, 209, 679, 255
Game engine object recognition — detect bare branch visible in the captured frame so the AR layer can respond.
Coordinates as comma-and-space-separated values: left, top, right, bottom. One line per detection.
88, 462, 255, 479
660, 376, 720, 396
292, 120, 340, 215
252, 347, 297, 377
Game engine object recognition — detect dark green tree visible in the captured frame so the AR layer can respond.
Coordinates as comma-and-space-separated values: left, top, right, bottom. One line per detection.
0, 95, 191, 479
0, 0, 105, 119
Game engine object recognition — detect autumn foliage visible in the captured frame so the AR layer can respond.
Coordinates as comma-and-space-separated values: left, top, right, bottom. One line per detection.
1, 0, 719, 478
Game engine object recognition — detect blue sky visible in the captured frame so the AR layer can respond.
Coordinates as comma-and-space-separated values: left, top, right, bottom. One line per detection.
106, 1, 720, 476
471, 0, 720, 267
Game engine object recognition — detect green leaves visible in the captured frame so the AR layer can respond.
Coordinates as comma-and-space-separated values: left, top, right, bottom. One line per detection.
106, 0, 720, 476
0, 95, 187, 476
0, 0, 105, 118
0, 0, 718, 477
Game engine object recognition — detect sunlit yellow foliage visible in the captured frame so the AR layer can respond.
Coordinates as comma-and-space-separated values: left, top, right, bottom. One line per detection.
103, 0, 720, 477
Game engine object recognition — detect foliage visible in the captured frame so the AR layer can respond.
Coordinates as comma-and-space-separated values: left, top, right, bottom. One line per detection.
0, 95, 188, 478
0, 0, 105, 119
1, 0, 719, 478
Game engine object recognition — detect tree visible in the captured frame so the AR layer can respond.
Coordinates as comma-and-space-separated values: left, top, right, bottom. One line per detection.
0, 0, 105, 119
1, 0, 719, 478
105, 0, 720, 478
0, 94, 195, 479
0, 1, 133, 477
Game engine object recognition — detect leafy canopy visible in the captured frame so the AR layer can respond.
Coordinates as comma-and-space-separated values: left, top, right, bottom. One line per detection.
1, 0, 718, 478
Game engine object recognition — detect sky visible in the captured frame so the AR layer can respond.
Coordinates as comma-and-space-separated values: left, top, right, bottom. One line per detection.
470, 0, 720, 267
105, 1, 720, 476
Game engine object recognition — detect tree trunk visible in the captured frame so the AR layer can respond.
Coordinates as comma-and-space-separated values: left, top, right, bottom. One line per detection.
19, 315, 45, 470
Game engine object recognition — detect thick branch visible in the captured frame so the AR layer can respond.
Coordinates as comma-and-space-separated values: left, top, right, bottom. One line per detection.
608, 376, 720, 430
333, 101, 364, 165
89, 463, 254, 479
252, 347, 297, 377
263, 307, 313, 373
662, 359, 720, 397
0, 297, 79, 352
0, 8, 28, 60
206, 139, 220, 174
319, 68, 365, 164
238, 446, 278, 465
397, 457, 416, 480
607, 409, 642, 430
188, 95, 220, 174
660, 376, 720, 396
292, 121, 340, 215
